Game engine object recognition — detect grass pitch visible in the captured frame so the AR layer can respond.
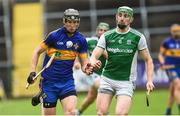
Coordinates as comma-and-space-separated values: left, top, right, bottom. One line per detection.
0, 89, 179, 115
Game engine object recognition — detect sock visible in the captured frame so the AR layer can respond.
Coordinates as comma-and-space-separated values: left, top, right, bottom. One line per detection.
178, 104, 180, 114
79, 109, 82, 114
165, 107, 171, 115
75, 109, 82, 115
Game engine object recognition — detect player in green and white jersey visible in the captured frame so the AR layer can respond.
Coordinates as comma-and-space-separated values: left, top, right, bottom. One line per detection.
76, 22, 110, 115
89, 6, 155, 115
86, 22, 109, 76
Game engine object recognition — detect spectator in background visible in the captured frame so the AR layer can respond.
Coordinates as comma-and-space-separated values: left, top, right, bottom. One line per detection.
88, 6, 154, 115
158, 24, 180, 115
75, 22, 109, 115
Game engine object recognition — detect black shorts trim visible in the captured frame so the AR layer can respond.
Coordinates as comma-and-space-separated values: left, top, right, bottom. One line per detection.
43, 102, 57, 108
60, 91, 77, 101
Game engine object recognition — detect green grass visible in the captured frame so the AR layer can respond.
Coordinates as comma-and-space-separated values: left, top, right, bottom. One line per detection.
0, 89, 179, 115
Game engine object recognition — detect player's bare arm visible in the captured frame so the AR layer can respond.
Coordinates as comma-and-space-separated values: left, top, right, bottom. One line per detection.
158, 53, 165, 65
158, 48, 176, 70
73, 57, 81, 70
26, 45, 46, 85
102, 50, 108, 59
31, 45, 46, 72
158, 46, 168, 69
90, 46, 104, 70
78, 53, 93, 75
139, 48, 155, 91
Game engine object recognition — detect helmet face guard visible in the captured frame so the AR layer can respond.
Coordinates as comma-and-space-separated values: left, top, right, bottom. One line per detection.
63, 9, 80, 23
64, 15, 79, 20
63, 9, 80, 34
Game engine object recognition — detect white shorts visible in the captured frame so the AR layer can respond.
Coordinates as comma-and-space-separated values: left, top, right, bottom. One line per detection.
73, 69, 100, 86
87, 73, 100, 86
98, 76, 136, 97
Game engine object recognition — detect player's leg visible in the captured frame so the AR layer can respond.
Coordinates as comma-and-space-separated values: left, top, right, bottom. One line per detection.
115, 81, 135, 115
166, 82, 174, 115
116, 95, 132, 115
61, 95, 77, 115
167, 70, 180, 114
173, 78, 180, 113
79, 78, 99, 114
42, 83, 58, 115
177, 71, 180, 114
96, 93, 113, 115
42, 107, 56, 115
41, 92, 57, 115
59, 78, 77, 115
79, 86, 97, 113
96, 77, 114, 115
93, 77, 101, 89
41, 80, 58, 115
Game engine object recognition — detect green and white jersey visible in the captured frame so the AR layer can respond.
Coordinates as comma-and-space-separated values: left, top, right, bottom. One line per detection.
86, 37, 106, 75
86, 37, 98, 56
97, 28, 147, 81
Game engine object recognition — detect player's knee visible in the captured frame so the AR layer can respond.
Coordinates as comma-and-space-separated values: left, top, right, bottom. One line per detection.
116, 105, 130, 115
63, 103, 76, 115
64, 108, 76, 115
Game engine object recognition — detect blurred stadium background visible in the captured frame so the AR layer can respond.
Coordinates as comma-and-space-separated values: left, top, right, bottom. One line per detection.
0, 0, 180, 115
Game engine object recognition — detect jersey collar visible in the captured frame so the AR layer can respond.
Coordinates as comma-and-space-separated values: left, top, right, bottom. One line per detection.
115, 27, 130, 34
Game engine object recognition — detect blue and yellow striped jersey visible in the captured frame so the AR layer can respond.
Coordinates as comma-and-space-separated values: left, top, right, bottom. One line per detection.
40, 27, 88, 81
160, 37, 180, 65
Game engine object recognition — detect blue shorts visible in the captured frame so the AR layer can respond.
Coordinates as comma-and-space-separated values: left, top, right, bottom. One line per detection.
40, 78, 77, 108
166, 68, 180, 82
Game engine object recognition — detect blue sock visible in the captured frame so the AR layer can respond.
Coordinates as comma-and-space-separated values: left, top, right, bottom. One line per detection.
165, 107, 171, 115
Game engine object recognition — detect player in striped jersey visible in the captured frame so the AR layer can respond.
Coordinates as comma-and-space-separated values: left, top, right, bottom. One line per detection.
26, 9, 94, 115
88, 6, 155, 115
159, 24, 180, 115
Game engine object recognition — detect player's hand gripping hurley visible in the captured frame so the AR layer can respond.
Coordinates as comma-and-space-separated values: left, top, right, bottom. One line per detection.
26, 53, 55, 89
